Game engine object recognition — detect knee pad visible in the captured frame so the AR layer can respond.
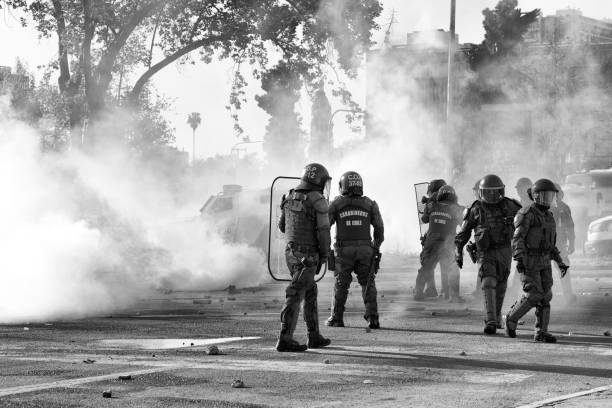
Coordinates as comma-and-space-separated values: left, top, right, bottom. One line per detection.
285, 287, 298, 297
526, 291, 544, 304
543, 290, 552, 304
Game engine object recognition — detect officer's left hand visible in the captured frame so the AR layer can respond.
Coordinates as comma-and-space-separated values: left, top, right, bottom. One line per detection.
558, 262, 569, 278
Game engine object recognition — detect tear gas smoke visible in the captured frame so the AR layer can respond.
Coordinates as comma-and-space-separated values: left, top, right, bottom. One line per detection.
0, 97, 264, 324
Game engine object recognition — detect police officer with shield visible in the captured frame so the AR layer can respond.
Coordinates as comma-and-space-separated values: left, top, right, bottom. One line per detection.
415, 185, 464, 301
276, 163, 332, 352
455, 175, 522, 335
326, 171, 384, 329
418, 179, 447, 298
505, 179, 569, 342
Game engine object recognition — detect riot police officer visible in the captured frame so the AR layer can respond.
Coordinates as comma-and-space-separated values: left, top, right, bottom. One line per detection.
276, 163, 332, 352
505, 179, 569, 342
515, 177, 533, 208
326, 171, 384, 329
551, 183, 576, 303
415, 185, 463, 301
419, 179, 447, 298
455, 175, 522, 335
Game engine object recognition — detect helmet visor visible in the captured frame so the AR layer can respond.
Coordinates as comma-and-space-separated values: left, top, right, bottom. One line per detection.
534, 191, 556, 207
479, 188, 503, 204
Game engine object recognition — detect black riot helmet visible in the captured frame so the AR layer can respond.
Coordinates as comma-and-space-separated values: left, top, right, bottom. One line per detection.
478, 174, 505, 204
532, 178, 558, 207
437, 185, 457, 203
427, 179, 447, 196
296, 163, 331, 192
339, 171, 363, 196
472, 180, 480, 199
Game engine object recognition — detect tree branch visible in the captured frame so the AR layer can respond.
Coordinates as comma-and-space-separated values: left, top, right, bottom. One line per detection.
129, 35, 227, 104
51, 0, 70, 93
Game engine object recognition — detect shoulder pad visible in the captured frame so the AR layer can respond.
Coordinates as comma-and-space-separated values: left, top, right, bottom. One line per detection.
463, 200, 480, 219
308, 191, 329, 213
514, 205, 532, 227
361, 196, 374, 206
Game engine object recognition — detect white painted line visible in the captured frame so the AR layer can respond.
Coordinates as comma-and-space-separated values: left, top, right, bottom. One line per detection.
95, 336, 260, 350
516, 384, 612, 408
0, 367, 171, 397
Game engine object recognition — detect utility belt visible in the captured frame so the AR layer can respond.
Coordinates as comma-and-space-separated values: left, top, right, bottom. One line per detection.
287, 242, 317, 253
335, 239, 372, 247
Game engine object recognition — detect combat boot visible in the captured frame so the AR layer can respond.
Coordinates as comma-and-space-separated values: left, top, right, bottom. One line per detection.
367, 315, 380, 329
307, 332, 331, 348
534, 332, 557, 343
325, 316, 344, 327
483, 323, 497, 335
276, 337, 307, 352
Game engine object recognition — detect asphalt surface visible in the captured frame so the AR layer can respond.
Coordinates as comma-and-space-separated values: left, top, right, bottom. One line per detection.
1, 254, 611, 407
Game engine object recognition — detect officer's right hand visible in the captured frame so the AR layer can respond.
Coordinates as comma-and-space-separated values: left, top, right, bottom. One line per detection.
558, 262, 569, 278
455, 252, 463, 269
516, 258, 526, 274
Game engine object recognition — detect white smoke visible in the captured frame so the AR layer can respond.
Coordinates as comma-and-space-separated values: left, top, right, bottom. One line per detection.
0, 97, 265, 324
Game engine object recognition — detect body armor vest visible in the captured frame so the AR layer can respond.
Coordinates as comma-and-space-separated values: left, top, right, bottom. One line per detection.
473, 199, 516, 250
282, 190, 318, 246
333, 196, 373, 242
524, 207, 557, 254
427, 201, 458, 237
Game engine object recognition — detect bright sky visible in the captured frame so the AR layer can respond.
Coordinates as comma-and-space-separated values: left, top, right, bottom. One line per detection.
2, 0, 612, 159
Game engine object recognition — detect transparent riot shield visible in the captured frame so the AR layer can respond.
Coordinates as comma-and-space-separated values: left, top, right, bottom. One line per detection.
414, 182, 430, 239
268, 176, 328, 282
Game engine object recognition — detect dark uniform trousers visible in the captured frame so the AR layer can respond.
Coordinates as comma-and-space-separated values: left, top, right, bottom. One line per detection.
478, 246, 512, 325
416, 235, 459, 297
331, 244, 377, 320
279, 246, 321, 340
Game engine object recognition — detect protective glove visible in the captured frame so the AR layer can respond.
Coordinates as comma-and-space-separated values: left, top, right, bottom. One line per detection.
420, 235, 426, 247
316, 255, 328, 275
558, 262, 569, 278
516, 258, 526, 274
568, 242, 575, 255
455, 249, 463, 269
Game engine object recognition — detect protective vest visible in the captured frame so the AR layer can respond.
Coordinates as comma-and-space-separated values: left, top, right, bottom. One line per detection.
426, 201, 459, 237
282, 190, 318, 246
524, 206, 557, 254
472, 198, 519, 251
332, 196, 373, 241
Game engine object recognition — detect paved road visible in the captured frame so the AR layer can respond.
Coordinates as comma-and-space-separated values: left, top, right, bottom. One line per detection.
1, 255, 611, 407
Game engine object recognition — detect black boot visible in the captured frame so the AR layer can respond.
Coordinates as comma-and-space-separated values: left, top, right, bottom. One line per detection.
276, 337, 307, 352
326, 316, 344, 327
534, 331, 557, 343
367, 315, 380, 329
307, 332, 331, 348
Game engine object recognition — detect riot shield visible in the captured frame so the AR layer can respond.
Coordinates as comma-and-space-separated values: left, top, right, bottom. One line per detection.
414, 182, 430, 238
267, 176, 328, 282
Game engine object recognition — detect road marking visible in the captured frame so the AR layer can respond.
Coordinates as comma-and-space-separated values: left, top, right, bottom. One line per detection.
0, 367, 171, 397
95, 336, 260, 350
516, 384, 612, 408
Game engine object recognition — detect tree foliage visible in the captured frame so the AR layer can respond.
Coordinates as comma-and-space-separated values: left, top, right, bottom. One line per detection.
3, 0, 382, 148
465, 0, 540, 70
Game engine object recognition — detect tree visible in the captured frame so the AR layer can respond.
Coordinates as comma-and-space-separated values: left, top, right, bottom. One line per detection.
3, 0, 382, 146
308, 82, 332, 160
255, 60, 304, 168
187, 111, 201, 163
465, 0, 540, 70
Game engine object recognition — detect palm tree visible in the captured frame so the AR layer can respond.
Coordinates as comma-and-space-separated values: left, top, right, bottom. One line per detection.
187, 112, 202, 162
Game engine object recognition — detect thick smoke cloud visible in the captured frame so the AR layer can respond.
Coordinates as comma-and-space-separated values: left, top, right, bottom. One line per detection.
0, 97, 264, 324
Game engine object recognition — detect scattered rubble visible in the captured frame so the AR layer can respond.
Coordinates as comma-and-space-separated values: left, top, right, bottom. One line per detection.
231, 379, 245, 388
604, 331, 611, 336
102, 390, 112, 398
459, 351, 467, 356
323, 359, 331, 364
83, 358, 95, 364
207, 345, 220, 355
118, 375, 132, 381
